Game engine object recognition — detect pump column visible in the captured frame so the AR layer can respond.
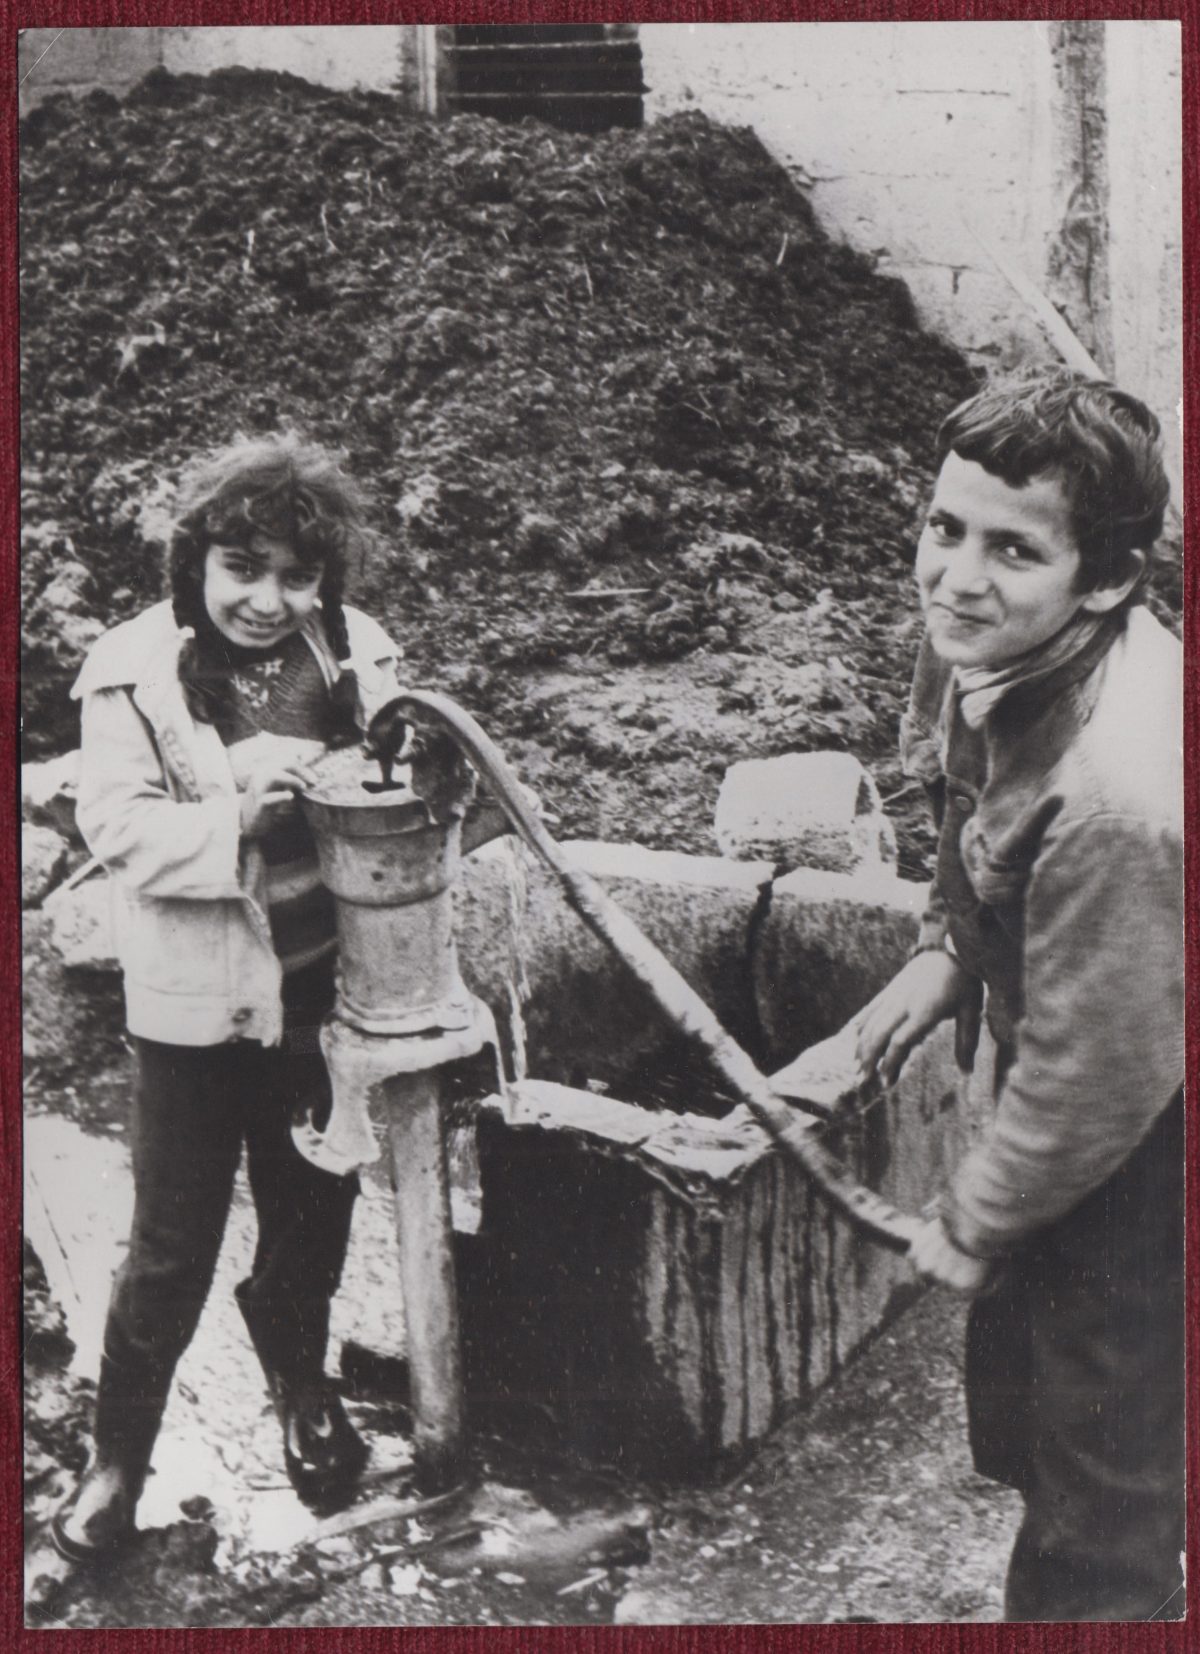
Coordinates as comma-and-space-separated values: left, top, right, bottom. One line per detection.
382, 1069, 465, 1488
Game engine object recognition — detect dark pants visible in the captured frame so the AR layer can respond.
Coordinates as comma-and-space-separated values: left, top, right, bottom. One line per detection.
966, 1092, 1185, 1622
98, 966, 358, 1438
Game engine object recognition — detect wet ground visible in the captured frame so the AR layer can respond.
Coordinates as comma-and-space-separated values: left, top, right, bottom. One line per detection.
24, 1075, 1020, 1629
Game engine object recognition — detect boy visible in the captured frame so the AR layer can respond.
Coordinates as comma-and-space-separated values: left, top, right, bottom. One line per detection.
855, 368, 1184, 1621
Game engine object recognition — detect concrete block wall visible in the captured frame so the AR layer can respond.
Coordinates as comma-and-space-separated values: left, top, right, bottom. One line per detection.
1105, 22, 1183, 451
640, 22, 1053, 366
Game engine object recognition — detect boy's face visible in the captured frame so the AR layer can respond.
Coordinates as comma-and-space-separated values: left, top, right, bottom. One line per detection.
915, 452, 1106, 670
203, 533, 322, 650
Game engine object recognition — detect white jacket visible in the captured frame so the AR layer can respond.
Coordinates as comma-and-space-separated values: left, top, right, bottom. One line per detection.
71, 601, 400, 1047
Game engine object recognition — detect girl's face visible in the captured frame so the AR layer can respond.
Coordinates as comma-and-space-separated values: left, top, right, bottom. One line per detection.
203, 533, 322, 650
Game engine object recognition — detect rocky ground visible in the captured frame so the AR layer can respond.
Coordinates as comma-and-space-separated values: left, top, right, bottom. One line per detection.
24, 1107, 1021, 1629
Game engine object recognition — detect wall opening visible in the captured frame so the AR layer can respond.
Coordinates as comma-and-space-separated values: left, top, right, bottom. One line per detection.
441, 24, 645, 132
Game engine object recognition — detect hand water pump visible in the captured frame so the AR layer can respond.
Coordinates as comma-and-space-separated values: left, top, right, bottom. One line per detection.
297, 694, 922, 1486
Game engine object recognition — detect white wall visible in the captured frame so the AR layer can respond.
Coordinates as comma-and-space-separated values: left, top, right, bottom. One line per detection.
641, 23, 1054, 364
160, 26, 410, 91
18, 26, 409, 111
1105, 22, 1183, 484
640, 21, 1182, 485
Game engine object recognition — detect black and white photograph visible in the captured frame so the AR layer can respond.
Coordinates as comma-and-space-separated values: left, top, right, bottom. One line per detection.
18, 19, 1186, 1630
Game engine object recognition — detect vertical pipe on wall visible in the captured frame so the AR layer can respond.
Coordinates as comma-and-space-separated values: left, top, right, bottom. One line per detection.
1045, 21, 1114, 376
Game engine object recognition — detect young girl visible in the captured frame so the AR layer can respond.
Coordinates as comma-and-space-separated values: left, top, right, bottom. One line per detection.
49, 435, 403, 1562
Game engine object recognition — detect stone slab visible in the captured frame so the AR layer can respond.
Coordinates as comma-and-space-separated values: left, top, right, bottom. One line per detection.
22, 825, 69, 907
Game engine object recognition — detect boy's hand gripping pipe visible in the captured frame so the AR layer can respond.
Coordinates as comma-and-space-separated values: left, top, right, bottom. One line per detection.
375, 691, 923, 1258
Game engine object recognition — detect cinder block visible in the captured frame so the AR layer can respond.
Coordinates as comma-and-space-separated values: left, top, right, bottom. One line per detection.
22, 751, 81, 838
22, 826, 69, 908
754, 865, 927, 1064
716, 752, 896, 876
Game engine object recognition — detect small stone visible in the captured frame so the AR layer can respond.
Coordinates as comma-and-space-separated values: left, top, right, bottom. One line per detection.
22, 826, 68, 907
43, 872, 118, 971
314, 1536, 357, 1562
22, 751, 81, 837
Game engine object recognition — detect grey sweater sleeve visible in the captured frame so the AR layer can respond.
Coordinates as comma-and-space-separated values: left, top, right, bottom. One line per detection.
945, 812, 1184, 1257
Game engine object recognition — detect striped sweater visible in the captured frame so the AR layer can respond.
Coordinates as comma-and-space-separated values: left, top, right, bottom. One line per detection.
222, 630, 338, 974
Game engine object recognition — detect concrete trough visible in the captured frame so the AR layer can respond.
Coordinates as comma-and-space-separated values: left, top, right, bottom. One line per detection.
449, 835, 988, 1475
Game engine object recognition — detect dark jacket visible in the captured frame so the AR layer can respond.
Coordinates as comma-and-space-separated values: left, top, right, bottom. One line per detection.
900, 605, 1183, 1257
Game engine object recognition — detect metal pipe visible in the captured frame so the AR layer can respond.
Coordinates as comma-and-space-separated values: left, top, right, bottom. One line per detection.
381, 1069, 466, 1489
384, 689, 924, 1257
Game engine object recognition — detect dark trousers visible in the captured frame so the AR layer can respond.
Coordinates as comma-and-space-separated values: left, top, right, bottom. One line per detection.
966, 1092, 1185, 1622
98, 967, 358, 1438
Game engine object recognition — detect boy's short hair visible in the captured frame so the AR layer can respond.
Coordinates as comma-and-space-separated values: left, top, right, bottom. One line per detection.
937, 366, 1170, 595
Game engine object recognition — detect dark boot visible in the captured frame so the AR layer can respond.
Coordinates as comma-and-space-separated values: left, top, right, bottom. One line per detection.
235, 1284, 367, 1504
49, 1347, 171, 1560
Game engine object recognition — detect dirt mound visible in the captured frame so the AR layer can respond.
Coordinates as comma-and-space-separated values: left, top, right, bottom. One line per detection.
21, 67, 981, 862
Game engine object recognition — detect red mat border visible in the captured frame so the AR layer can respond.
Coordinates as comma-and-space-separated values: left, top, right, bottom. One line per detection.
3, 3, 1195, 1650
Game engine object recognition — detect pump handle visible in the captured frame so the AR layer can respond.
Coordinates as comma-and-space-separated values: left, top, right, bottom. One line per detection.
381, 692, 922, 1257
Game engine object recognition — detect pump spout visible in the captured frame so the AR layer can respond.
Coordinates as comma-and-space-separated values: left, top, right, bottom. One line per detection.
361, 700, 412, 793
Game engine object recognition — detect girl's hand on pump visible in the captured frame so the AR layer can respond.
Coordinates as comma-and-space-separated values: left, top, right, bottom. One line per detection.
239, 756, 316, 838
228, 733, 325, 790
852, 949, 972, 1088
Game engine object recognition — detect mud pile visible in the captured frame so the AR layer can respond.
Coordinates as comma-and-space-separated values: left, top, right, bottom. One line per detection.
21, 67, 979, 851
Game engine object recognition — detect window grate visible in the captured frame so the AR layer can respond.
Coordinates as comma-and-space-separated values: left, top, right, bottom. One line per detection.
442, 24, 645, 133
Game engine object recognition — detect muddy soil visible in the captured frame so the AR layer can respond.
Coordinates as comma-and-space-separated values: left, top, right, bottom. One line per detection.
23, 914, 1020, 1630
25, 1102, 1020, 1630
18, 67, 992, 875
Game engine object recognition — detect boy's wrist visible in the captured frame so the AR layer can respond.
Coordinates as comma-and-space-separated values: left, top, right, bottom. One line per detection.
936, 1201, 998, 1263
